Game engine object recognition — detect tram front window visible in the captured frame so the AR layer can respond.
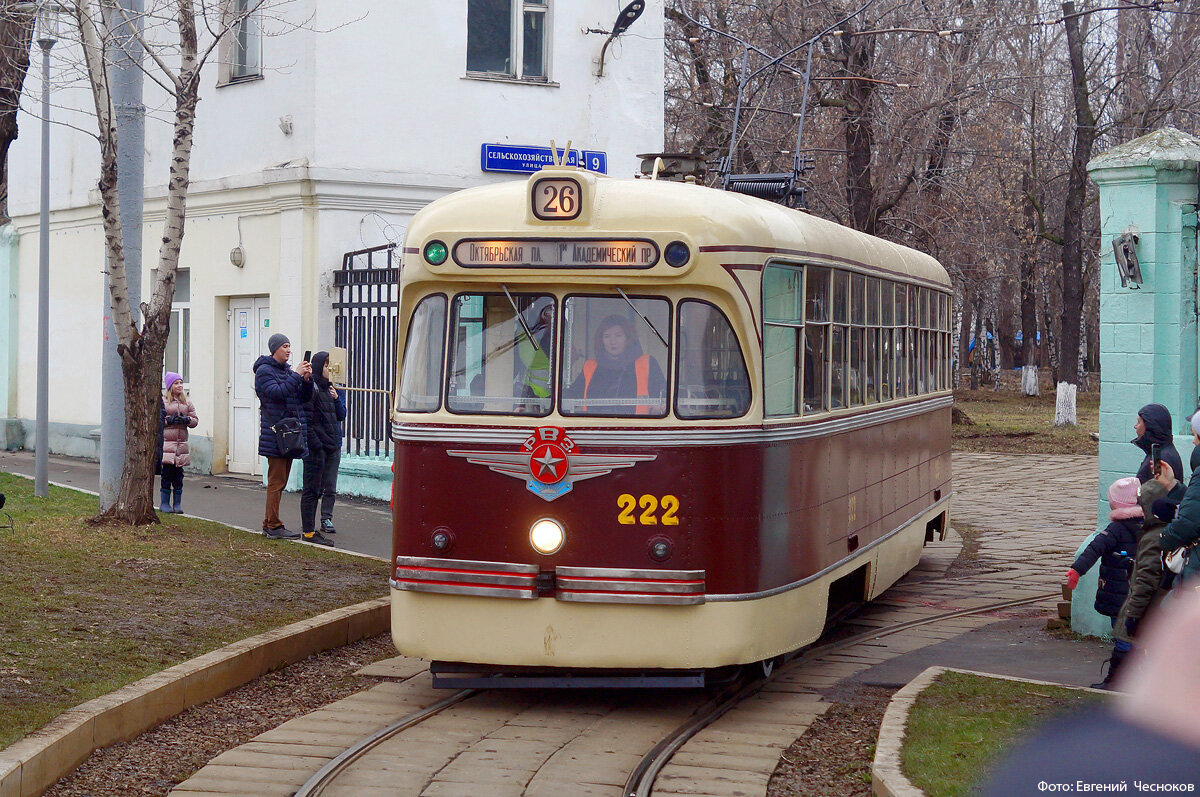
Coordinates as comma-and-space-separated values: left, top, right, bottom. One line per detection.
677, 301, 750, 419
397, 294, 447, 412
561, 295, 669, 417
447, 292, 555, 416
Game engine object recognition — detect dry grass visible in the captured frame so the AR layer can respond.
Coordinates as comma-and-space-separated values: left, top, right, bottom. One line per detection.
953, 386, 1099, 455
0, 473, 389, 750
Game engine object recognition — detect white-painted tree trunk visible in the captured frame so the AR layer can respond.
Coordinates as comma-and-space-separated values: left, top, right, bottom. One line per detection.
1054, 381, 1077, 426
1022, 365, 1040, 396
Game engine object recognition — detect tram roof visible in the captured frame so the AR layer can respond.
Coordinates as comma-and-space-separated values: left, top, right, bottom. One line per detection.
406, 170, 950, 288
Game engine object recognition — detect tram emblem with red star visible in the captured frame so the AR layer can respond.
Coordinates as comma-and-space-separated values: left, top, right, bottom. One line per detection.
447, 426, 657, 502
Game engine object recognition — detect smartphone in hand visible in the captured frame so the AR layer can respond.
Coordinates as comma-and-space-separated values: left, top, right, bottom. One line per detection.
1151, 443, 1162, 477
302, 350, 311, 364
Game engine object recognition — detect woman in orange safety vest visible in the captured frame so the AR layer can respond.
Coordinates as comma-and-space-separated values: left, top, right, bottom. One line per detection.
570, 314, 666, 415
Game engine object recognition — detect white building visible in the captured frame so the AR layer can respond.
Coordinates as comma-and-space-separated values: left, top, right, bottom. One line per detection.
0, 1, 665, 482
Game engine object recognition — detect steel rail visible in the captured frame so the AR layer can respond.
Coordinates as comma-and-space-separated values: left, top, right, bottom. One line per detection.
623, 590, 1058, 797
293, 688, 477, 797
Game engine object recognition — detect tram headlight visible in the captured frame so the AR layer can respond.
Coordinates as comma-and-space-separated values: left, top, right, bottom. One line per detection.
423, 240, 448, 266
664, 241, 690, 268
529, 518, 565, 555
648, 535, 674, 562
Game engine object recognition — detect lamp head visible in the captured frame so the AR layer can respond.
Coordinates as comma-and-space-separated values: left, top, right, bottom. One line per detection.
611, 0, 645, 36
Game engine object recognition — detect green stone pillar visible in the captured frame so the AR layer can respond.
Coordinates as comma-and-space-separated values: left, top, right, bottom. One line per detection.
1079, 127, 1200, 637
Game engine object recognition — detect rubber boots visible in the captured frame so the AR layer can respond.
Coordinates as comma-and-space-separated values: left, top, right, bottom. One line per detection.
159, 488, 172, 514
171, 488, 184, 514
1091, 647, 1129, 690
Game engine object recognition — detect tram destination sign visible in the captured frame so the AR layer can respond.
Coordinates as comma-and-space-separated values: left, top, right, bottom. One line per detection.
453, 239, 659, 269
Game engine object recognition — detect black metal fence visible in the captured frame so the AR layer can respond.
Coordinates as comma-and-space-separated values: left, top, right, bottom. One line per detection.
334, 244, 399, 458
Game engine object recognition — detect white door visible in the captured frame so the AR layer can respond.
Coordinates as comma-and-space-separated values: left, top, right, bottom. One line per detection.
228, 297, 271, 474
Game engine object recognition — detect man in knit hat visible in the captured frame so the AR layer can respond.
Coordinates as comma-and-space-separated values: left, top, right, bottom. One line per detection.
253, 333, 313, 538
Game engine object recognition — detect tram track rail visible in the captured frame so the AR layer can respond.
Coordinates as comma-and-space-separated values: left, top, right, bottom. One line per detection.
293, 688, 478, 797
622, 590, 1059, 797
291, 590, 1057, 797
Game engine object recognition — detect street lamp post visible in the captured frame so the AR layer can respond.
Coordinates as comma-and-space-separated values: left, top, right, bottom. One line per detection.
30, 1, 60, 498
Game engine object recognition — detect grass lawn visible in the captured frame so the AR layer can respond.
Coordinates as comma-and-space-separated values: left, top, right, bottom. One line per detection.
902, 670, 1107, 797
0, 473, 390, 750
953, 387, 1099, 455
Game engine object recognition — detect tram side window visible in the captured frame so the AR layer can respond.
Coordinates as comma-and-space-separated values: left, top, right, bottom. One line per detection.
849, 273, 865, 407
677, 302, 751, 419
561, 295, 669, 417
894, 283, 908, 398
446, 293, 555, 416
804, 267, 830, 413
830, 269, 849, 410
763, 264, 803, 416
880, 281, 894, 401
397, 295, 447, 412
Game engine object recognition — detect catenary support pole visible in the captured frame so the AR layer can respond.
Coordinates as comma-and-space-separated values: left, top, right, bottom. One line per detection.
99, 0, 144, 510
34, 34, 53, 498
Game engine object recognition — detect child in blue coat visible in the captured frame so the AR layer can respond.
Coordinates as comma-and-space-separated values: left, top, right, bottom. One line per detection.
1065, 476, 1141, 688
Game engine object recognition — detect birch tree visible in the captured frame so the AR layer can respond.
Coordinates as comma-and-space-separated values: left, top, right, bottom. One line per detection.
71, 0, 268, 524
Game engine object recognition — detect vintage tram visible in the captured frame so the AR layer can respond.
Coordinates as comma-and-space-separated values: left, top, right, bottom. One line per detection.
389, 164, 952, 684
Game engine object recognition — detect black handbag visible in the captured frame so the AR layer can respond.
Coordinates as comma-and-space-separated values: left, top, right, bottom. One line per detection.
271, 417, 305, 458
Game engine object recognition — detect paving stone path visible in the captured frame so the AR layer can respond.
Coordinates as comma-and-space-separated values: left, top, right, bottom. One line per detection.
171, 453, 1099, 797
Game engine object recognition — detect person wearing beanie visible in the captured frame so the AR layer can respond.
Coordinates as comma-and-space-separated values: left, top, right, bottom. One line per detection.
299, 351, 345, 547
159, 372, 199, 515
253, 334, 313, 539
1132, 403, 1183, 485
1065, 476, 1143, 688
1155, 410, 1200, 589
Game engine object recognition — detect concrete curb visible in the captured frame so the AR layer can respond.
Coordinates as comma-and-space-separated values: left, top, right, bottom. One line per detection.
0, 596, 390, 797
870, 666, 1110, 797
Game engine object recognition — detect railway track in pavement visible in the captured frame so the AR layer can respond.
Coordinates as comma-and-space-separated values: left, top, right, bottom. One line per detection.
245, 589, 1057, 797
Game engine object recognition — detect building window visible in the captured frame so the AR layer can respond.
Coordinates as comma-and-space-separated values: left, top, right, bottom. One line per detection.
219, 0, 262, 85
467, 0, 549, 81
165, 270, 190, 384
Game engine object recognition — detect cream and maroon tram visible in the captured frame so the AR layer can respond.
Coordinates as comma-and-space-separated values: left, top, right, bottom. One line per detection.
389, 165, 951, 685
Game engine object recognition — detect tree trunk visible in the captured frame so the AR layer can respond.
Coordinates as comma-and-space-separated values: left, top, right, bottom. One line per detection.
842, 30, 878, 235
1020, 172, 1039, 376
1058, 0, 1097, 390
88, 2, 200, 525
0, 3, 34, 224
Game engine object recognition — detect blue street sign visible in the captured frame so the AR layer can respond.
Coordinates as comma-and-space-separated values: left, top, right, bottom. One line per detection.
481, 144, 608, 175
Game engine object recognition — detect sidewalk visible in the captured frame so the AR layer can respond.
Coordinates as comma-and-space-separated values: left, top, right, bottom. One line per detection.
0, 450, 392, 560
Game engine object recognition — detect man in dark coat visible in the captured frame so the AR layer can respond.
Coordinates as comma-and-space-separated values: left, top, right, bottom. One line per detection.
1133, 403, 1182, 484
253, 333, 313, 538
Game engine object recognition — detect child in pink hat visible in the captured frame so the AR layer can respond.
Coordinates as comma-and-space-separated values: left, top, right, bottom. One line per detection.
1065, 476, 1142, 688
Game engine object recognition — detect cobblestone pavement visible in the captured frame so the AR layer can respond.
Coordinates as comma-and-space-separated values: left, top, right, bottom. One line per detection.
171, 453, 1097, 797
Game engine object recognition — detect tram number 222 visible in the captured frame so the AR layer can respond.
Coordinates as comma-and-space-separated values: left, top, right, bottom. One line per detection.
617, 494, 680, 526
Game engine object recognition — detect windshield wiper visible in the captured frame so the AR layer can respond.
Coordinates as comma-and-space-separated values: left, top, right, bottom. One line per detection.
616, 287, 667, 347
502, 284, 541, 354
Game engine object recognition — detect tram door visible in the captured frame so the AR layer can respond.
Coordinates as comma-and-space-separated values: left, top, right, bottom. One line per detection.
227, 297, 271, 475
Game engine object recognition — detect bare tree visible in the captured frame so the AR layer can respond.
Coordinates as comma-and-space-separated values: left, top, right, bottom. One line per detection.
0, 1, 34, 224
69, 0, 273, 524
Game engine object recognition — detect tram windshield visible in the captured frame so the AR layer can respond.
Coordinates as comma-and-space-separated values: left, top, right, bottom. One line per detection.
447, 292, 556, 416
396, 294, 447, 412
561, 296, 670, 417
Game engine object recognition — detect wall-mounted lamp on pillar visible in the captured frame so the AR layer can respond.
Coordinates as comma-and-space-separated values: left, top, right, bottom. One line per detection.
1113, 232, 1142, 288
229, 245, 245, 268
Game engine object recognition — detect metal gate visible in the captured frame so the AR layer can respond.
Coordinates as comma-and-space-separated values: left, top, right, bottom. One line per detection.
334, 244, 399, 458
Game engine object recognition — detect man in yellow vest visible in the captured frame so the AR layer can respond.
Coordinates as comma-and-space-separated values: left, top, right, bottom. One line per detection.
518, 303, 554, 407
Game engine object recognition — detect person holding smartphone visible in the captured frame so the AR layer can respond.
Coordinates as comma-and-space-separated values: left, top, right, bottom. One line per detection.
1132, 403, 1182, 485
299, 350, 345, 547
253, 333, 313, 539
